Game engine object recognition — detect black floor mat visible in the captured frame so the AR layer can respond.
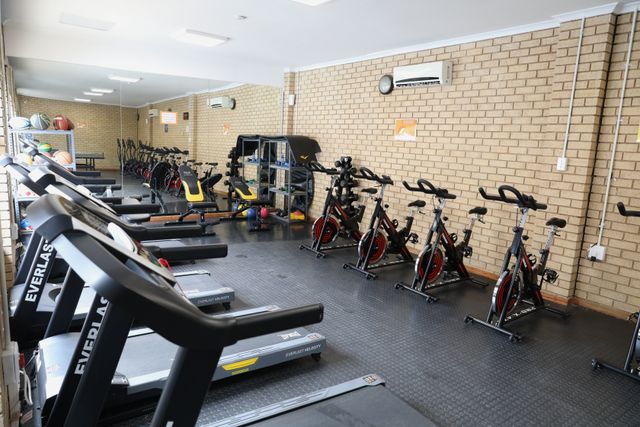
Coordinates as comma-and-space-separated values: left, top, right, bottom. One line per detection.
112, 225, 640, 427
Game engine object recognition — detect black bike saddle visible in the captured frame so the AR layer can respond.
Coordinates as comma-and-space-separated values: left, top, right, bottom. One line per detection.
361, 188, 378, 194
469, 207, 488, 215
546, 217, 567, 229
408, 200, 426, 208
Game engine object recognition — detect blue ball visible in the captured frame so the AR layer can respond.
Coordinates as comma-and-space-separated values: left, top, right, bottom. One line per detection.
247, 207, 257, 220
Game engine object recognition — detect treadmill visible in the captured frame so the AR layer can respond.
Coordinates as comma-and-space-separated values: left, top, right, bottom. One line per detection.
23, 194, 432, 427
22, 194, 326, 425
1, 156, 234, 347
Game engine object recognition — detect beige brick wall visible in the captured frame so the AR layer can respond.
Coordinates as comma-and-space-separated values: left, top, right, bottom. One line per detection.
17, 96, 138, 169
293, 26, 564, 292
289, 12, 640, 314
576, 12, 640, 312
139, 84, 283, 191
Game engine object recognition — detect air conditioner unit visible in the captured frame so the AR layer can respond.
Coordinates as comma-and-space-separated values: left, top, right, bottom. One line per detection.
208, 96, 236, 109
148, 109, 159, 118
393, 61, 452, 88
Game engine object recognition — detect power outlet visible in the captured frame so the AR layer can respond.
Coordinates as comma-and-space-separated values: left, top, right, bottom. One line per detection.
588, 245, 606, 262
557, 157, 568, 171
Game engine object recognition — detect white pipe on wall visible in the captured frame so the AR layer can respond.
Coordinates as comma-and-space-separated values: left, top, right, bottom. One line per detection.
597, 9, 638, 246
561, 17, 586, 161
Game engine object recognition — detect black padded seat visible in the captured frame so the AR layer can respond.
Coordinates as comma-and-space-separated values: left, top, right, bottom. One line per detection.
408, 200, 426, 208
469, 207, 488, 215
546, 217, 567, 229
361, 188, 378, 194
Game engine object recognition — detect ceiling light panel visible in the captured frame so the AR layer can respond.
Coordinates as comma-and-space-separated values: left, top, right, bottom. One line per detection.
289, 0, 334, 5
59, 13, 115, 31
83, 91, 103, 96
74, 98, 91, 103
108, 75, 141, 83
90, 88, 114, 93
172, 29, 229, 47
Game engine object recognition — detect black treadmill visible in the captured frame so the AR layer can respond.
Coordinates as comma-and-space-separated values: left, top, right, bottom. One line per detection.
25, 194, 434, 427
22, 195, 326, 425
1, 156, 233, 347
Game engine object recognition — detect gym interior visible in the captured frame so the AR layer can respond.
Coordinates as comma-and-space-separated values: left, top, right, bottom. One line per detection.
1, 0, 640, 425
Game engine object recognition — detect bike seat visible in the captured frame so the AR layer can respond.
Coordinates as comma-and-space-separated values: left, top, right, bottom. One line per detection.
408, 200, 426, 208
361, 187, 378, 195
546, 217, 567, 229
469, 206, 487, 215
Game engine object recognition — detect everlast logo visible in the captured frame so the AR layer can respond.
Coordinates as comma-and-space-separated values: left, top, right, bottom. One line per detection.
74, 297, 108, 375
24, 242, 54, 303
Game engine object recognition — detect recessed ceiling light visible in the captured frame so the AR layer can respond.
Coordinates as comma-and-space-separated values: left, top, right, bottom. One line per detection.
108, 75, 142, 83
90, 88, 114, 93
59, 13, 115, 31
74, 98, 91, 103
172, 29, 229, 47
289, 0, 334, 5
83, 91, 103, 96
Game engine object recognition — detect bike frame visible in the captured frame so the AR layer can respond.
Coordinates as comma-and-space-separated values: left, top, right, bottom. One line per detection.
397, 196, 485, 301
465, 203, 566, 342
344, 182, 414, 280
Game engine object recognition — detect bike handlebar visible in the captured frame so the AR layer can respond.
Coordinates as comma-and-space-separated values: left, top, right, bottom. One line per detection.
307, 161, 338, 175
479, 185, 547, 210
356, 167, 393, 185
618, 202, 640, 217
402, 179, 456, 199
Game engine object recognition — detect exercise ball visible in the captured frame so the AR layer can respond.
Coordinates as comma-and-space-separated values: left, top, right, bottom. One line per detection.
53, 115, 72, 131
30, 113, 50, 130
247, 208, 257, 220
53, 150, 73, 165
38, 142, 52, 153
8, 116, 30, 130
260, 207, 269, 219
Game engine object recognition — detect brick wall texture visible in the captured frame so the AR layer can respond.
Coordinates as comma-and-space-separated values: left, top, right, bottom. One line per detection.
287, 12, 640, 315
17, 96, 138, 170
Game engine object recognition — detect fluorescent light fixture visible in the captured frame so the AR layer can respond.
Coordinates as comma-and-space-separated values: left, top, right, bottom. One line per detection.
108, 75, 142, 83
74, 98, 91, 103
90, 88, 114, 93
83, 91, 103, 96
289, 0, 334, 5
172, 29, 228, 47
60, 13, 115, 31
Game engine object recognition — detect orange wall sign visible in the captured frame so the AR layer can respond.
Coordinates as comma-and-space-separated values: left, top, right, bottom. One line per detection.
394, 119, 417, 141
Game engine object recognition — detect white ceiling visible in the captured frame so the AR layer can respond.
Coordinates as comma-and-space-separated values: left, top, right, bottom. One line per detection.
3, 0, 637, 106
11, 57, 231, 107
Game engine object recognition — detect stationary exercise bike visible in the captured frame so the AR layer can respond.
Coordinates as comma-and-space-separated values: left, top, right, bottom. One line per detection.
464, 185, 568, 342
395, 179, 488, 302
300, 159, 365, 258
343, 168, 419, 280
592, 202, 640, 382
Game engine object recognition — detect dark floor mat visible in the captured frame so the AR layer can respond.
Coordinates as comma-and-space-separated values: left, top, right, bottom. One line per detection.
112, 231, 640, 427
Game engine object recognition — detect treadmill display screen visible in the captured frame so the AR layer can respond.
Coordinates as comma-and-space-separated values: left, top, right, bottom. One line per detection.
59, 197, 169, 272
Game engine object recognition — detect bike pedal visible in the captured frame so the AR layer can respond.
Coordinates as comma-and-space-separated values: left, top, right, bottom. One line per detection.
629, 312, 639, 321
463, 246, 473, 258
450, 233, 458, 243
409, 233, 419, 244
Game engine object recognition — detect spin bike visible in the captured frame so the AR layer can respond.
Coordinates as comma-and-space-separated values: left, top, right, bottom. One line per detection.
300, 159, 365, 258
464, 185, 568, 342
343, 168, 419, 280
395, 179, 488, 302
592, 202, 640, 382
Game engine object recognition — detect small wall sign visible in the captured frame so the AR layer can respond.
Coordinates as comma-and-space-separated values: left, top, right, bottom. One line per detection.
394, 119, 417, 141
160, 111, 178, 125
